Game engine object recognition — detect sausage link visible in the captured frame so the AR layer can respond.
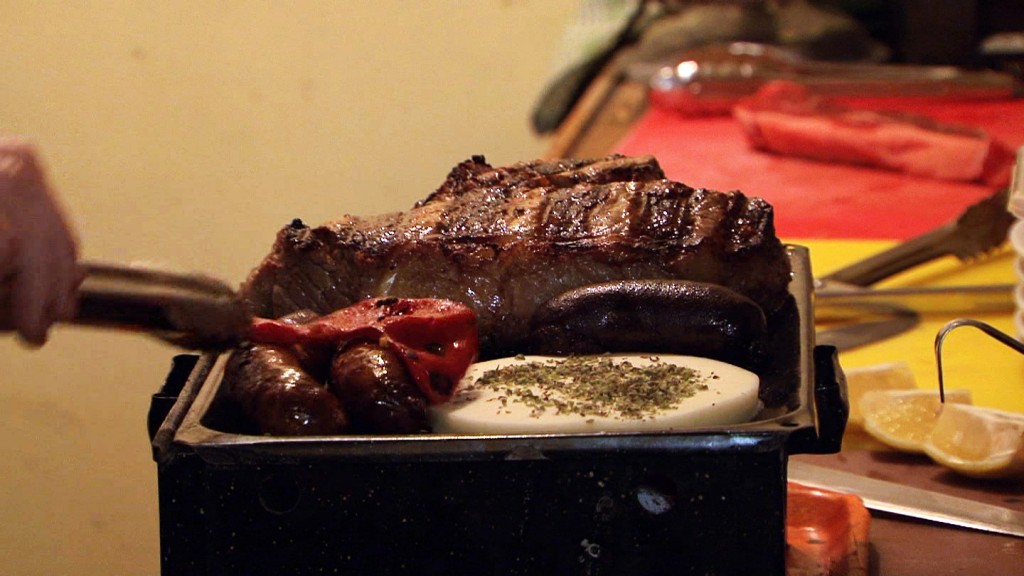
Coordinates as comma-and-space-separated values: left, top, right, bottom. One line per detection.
275, 309, 333, 380
225, 344, 349, 435
329, 342, 429, 434
527, 279, 767, 366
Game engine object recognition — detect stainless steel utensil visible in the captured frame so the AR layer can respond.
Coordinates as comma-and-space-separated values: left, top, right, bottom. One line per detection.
640, 42, 1020, 116
820, 187, 1015, 287
815, 313, 919, 351
934, 318, 1024, 402
73, 261, 251, 349
816, 282, 1015, 321
811, 188, 1015, 349
814, 277, 922, 351
789, 460, 1024, 539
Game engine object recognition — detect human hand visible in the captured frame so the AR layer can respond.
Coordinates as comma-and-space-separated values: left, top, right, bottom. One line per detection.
0, 138, 80, 345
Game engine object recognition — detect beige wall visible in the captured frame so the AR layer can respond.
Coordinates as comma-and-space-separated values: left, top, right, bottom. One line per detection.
0, 2, 576, 574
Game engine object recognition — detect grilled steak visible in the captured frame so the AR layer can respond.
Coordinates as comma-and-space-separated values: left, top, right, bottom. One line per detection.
239, 154, 792, 362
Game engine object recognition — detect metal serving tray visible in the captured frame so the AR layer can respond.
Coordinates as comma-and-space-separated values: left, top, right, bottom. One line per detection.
149, 245, 846, 576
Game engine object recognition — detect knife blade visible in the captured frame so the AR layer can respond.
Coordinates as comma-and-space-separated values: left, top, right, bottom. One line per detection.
788, 460, 1024, 539
815, 313, 920, 351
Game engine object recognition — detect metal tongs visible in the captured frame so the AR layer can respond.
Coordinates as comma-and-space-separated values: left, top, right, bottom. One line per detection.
639, 42, 1021, 116
814, 187, 1017, 349
74, 261, 251, 349
819, 187, 1016, 289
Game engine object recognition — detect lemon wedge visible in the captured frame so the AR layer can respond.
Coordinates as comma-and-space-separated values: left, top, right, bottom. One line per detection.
860, 389, 972, 453
923, 403, 1024, 479
844, 361, 917, 431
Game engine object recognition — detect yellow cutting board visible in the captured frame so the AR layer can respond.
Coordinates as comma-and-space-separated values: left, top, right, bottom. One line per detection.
796, 239, 1023, 414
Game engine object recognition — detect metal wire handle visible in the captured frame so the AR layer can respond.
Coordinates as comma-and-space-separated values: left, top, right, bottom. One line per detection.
934, 318, 1024, 402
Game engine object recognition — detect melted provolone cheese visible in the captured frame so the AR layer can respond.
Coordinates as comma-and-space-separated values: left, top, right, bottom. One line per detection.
429, 355, 761, 434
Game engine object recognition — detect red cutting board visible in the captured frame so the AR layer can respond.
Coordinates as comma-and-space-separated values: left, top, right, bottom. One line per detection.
614, 99, 1024, 240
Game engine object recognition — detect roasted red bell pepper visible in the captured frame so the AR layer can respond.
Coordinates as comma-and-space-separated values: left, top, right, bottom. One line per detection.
247, 298, 478, 404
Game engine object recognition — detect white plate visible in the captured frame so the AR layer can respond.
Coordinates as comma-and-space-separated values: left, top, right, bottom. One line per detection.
429, 354, 761, 435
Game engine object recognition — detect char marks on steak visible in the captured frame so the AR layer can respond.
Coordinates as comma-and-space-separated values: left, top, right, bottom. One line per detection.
239, 154, 792, 359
